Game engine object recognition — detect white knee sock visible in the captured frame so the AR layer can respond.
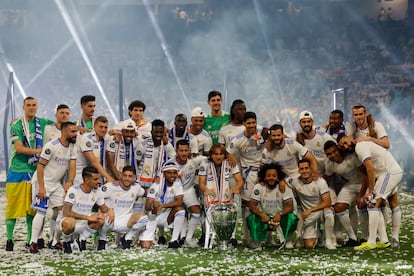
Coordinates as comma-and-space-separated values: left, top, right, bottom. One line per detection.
377, 211, 389, 244
349, 205, 358, 237
324, 209, 335, 244
186, 213, 200, 240
337, 211, 357, 240
30, 211, 46, 244
359, 208, 369, 240
171, 210, 186, 242
391, 206, 401, 241
125, 215, 149, 241
367, 208, 380, 245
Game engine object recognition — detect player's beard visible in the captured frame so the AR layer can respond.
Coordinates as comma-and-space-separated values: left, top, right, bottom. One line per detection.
302, 126, 312, 133
67, 136, 77, 144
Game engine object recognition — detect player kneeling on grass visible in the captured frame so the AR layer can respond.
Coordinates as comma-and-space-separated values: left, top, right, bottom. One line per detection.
140, 163, 185, 249
60, 166, 114, 253
289, 159, 335, 249
247, 163, 297, 248
98, 166, 148, 250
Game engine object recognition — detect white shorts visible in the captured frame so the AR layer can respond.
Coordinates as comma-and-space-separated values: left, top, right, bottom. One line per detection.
140, 210, 171, 241
241, 169, 258, 201
328, 186, 337, 206
183, 188, 200, 208
303, 210, 323, 240
32, 182, 65, 209
375, 172, 402, 200
336, 183, 360, 206
111, 213, 133, 233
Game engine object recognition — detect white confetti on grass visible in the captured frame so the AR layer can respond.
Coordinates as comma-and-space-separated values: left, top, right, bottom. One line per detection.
0, 190, 413, 275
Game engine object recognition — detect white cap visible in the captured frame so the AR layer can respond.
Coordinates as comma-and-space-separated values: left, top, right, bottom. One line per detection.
299, 110, 313, 121
120, 119, 136, 130
191, 107, 205, 117
161, 163, 178, 172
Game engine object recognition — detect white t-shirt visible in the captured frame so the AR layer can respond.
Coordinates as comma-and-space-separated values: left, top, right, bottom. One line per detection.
32, 138, 76, 189
346, 121, 388, 140
261, 139, 308, 178
101, 182, 145, 217
301, 130, 335, 174
227, 129, 265, 168
218, 124, 245, 147
289, 177, 329, 210
325, 153, 364, 186
190, 128, 212, 155
250, 183, 294, 215
64, 185, 105, 216
147, 179, 184, 213
168, 155, 206, 191
44, 124, 61, 142
355, 141, 403, 177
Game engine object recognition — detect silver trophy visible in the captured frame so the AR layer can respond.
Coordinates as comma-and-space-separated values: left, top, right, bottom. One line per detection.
206, 202, 238, 250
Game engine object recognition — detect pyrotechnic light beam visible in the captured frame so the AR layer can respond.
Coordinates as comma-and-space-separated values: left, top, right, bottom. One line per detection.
54, 0, 118, 123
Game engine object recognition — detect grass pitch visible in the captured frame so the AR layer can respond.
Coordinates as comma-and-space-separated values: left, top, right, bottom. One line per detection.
0, 190, 413, 275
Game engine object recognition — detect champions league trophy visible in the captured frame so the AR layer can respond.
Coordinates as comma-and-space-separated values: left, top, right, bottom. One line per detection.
206, 202, 238, 250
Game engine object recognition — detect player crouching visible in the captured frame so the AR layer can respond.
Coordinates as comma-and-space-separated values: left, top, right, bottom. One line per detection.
60, 166, 114, 253
98, 166, 148, 250
140, 163, 185, 249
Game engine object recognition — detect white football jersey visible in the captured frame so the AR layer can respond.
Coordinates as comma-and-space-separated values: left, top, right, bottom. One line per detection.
289, 177, 330, 210
64, 185, 105, 216
261, 139, 308, 178
101, 182, 145, 217
250, 183, 294, 215
32, 138, 76, 188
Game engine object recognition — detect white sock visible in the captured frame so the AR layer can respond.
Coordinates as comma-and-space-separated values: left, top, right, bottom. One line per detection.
180, 218, 188, 239
125, 215, 149, 241
333, 216, 343, 241
30, 211, 46, 244
377, 211, 389, 244
381, 206, 389, 224
52, 210, 63, 245
367, 208, 380, 245
349, 205, 358, 237
186, 213, 200, 240
324, 209, 335, 244
359, 208, 369, 240
337, 211, 357, 240
391, 206, 401, 241
79, 225, 96, 241
171, 210, 185, 242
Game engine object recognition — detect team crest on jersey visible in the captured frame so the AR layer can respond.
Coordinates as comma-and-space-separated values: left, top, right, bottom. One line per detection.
69, 193, 75, 199
131, 192, 135, 198
199, 166, 205, 172
110, 142, 115, 148
86, 141, 92, 148
316, 141, 321, 147
45, 148, 51, 155
312, 187, 316, 193
254, 189, 260, 196
91, 196, 96, 202
101, 186, 107, 192
230, 143, 234, 148
136, 150, 142, 156
225, 168, 229, 173
276, 192, 280, 197
149, 188, 155, 194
